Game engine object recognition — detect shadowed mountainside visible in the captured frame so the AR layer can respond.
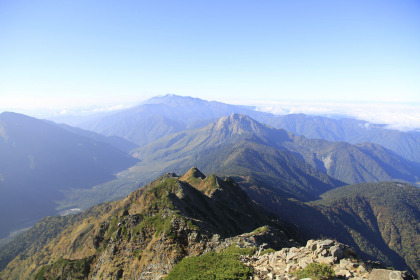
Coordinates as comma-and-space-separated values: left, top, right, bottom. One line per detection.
0, 112, 137, 239
248, 181, 420, 277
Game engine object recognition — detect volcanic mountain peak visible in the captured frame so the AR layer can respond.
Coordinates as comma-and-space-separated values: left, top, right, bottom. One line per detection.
142, 94, 209, 107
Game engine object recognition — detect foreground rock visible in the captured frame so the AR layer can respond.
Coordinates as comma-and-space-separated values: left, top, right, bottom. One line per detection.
242, 239, 415, 280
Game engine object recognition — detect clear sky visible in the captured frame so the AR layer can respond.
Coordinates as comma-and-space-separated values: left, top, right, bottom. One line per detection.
1, 0, 419, 122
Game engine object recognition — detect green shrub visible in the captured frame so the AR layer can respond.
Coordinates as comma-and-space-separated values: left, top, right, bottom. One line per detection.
165, 245, 254, 280
222, 244, 256, 256
133, 250, 142, 260
252, 226, 269, 234
295, 262, 335, 280
186, 220, 199, 231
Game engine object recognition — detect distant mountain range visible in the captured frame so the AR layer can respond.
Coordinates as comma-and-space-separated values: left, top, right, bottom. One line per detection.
0, 112, 137, 239
131, 114, 344, 201
1, 100, 418, 239
265, 114, 420, 163
73, 95, 261, 147
132, 114, 420, 186
48, 112, 420, 219
70, 94, 420, 162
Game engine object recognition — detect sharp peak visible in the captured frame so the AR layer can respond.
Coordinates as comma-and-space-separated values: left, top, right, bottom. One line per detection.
183, 167, 206, 179
178, 168, 241, 198
218, 114, 256, 122
163, 172, 179, 178
215, 114, 265, 129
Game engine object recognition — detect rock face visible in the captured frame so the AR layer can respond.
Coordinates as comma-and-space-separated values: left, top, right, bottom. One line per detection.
242, 239, 415, 280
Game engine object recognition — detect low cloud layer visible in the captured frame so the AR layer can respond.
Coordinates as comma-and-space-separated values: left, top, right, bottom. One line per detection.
254, 101, 420, 131
2, 97, 419, 132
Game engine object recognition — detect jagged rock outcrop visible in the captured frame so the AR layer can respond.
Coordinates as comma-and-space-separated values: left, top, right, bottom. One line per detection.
242, 239, 415, 280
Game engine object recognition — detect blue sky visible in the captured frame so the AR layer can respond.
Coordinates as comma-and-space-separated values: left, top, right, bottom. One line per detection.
0, 0, 419, 120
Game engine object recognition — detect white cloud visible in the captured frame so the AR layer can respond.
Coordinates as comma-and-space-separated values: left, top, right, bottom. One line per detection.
2, 96, 419, 131
88, 104, 131, 113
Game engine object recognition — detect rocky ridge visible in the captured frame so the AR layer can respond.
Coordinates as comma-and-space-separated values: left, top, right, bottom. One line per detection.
244, 239, 415, 280
0, 168, 296, 279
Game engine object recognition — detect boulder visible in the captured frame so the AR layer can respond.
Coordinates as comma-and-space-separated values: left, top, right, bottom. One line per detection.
369, 269, 414, 280
298, 256, 312, 269
330, 245, 344, 260
319, 239, 334, 247
316, 256, 335, 265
